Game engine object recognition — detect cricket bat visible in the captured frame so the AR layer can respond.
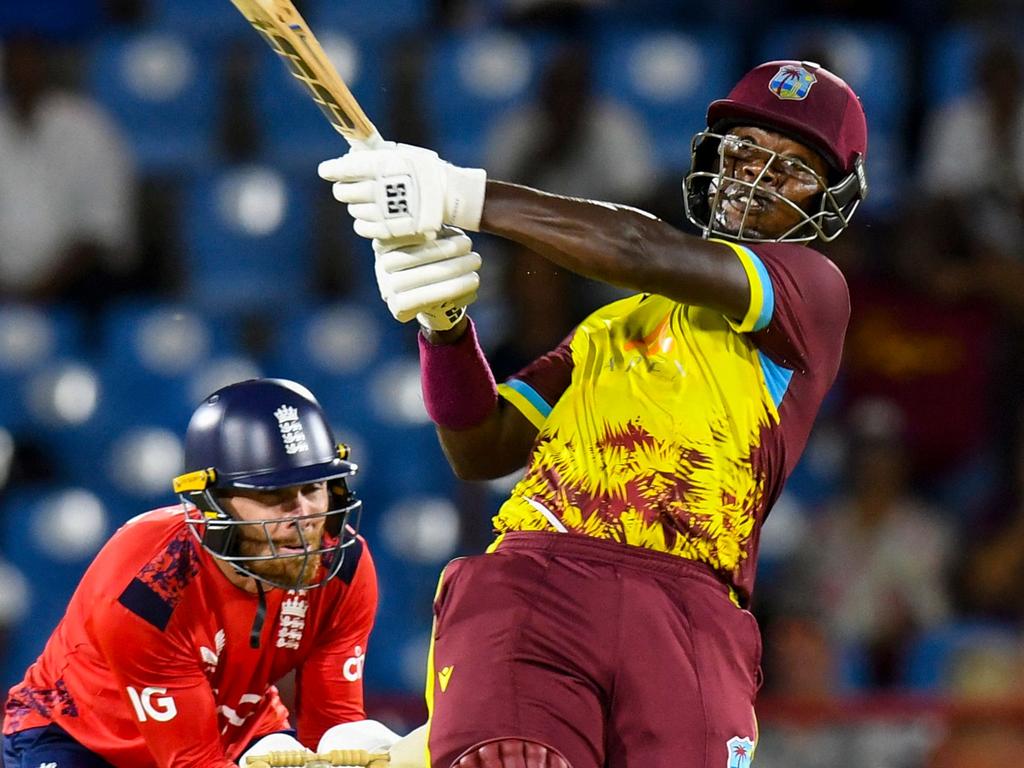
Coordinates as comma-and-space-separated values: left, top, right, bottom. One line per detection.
228, 0, 386, 149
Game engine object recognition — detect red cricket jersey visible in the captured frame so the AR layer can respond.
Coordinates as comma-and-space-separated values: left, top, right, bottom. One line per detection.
3, 506, 378, 767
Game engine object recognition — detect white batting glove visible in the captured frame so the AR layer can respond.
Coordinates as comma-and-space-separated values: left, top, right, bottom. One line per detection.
318, 145, 487, 240
374, 227, 481, 331
317, 719, 402, 753
239, 732, 308, 766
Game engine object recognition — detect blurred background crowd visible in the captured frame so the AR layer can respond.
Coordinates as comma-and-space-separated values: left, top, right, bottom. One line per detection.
1, 0, 1024, 764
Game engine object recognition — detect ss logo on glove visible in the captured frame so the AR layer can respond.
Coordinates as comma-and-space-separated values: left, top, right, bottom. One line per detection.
385, 179, 411, 216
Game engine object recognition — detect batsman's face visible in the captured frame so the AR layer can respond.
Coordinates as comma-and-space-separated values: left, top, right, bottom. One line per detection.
219, 482, 330, 587
713, 126, 829, 239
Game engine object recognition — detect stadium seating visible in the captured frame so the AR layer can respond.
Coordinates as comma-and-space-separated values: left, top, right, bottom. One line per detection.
593, 26, 741, 171
146, 0, 248, 42
180, 165, 317, 313
423, 31, 555, 167
0, 306, 83, 433
87, 32, 219, 173
0, 485, 112, 691
903, 621, 1023, 692
924, 26, 1024, 107
308, 0, 429, 42
756, 21, 910, 131
253, 31, 387, 169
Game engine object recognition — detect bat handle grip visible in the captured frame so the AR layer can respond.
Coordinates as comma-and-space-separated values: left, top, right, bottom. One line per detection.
349, 130, 389, 151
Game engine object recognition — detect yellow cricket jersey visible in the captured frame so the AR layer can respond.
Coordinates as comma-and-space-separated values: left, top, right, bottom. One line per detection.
494, 241, 850, 604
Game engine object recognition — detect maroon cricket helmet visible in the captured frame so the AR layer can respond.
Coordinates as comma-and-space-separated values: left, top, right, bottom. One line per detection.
706, 60, 867, 176
683, 60, 869, 242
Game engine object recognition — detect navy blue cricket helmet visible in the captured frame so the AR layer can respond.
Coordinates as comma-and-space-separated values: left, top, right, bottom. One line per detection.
173, 378, 361, 591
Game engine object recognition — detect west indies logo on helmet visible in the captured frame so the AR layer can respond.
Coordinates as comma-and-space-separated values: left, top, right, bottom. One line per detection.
684, 60, 869, 243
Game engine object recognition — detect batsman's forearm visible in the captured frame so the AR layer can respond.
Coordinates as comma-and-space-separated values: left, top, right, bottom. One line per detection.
479, 181, 749, 317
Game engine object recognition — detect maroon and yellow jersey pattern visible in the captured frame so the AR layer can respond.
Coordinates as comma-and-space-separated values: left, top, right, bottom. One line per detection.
495, 241, 849, 604
3, 507, 377, 767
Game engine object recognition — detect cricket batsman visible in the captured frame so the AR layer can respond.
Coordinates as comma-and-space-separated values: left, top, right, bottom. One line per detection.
319, 60, 867, 768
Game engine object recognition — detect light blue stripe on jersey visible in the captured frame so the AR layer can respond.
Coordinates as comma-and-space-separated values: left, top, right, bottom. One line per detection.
743, 246, 775, 332
504, 379, 552, 419
758, 349, 793, 409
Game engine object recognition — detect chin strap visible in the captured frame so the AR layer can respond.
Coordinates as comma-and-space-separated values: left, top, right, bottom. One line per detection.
250, 580, 267, 649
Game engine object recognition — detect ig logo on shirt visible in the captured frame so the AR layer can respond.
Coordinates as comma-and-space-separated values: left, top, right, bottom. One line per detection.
125, 686, 178, 722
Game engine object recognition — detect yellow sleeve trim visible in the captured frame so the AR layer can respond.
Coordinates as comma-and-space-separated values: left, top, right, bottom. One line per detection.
709, 238, 772, 334
498, 382, 547, 430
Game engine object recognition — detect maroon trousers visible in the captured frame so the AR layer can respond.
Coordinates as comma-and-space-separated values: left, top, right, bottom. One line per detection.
426, 532, 762, 768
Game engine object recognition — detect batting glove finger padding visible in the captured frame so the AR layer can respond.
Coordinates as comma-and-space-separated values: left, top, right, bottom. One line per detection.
386, 274, 480, 322
317, 719, 403, 754
385, 253, 482, 294
373, 228, 473, 269
372, 227, 481, 330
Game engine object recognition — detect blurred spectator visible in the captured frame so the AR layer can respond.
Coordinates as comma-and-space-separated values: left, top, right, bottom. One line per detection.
760, 613, 838, 699
484, 40, 654, 204
919, 35, 1024, 262
0, 33, 136, 306
483, 40, 654, 337
781, 399, 954, 687
917, 36, 1024, 475
929, 721, 1024, 768
840, 207, 999, 485
956, 404, 1024, 622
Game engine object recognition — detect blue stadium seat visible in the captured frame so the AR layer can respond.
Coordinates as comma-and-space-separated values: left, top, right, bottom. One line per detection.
0, 485, 114, 690
87, 32, 218, 173
265, 302, 408, 384
309, 0, 429, 42
254, 32, 386, 169
593, 27, 741, 171
925, 26, 1024, 108
756, 22, 910, 131
147, 0, 248, 42
903, 621, 1022, 692
95, 301, 239, 427
180, 165, 317, 313
0, 306, 82, 433
0, 0, 101, 39
21, 357, 123, 494
99, 424, 186, 516
424, 31, 554, 167
925, 26, 980, 108
95, 301, 261, 511
858, 126, 904, 216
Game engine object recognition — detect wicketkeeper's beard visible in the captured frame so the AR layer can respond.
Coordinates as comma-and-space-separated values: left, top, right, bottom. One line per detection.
234, 521, 326, 588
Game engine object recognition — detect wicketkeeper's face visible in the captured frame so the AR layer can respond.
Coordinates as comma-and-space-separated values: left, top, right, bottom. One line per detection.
219, 482, 330, 587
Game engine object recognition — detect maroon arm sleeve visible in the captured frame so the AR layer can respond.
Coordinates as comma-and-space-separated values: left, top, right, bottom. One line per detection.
748, 243, 850, 385
497, 329, 577, 425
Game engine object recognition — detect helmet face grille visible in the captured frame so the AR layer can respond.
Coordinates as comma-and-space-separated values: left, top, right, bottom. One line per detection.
182, 481, 362, 591
683, 130, 866, 243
